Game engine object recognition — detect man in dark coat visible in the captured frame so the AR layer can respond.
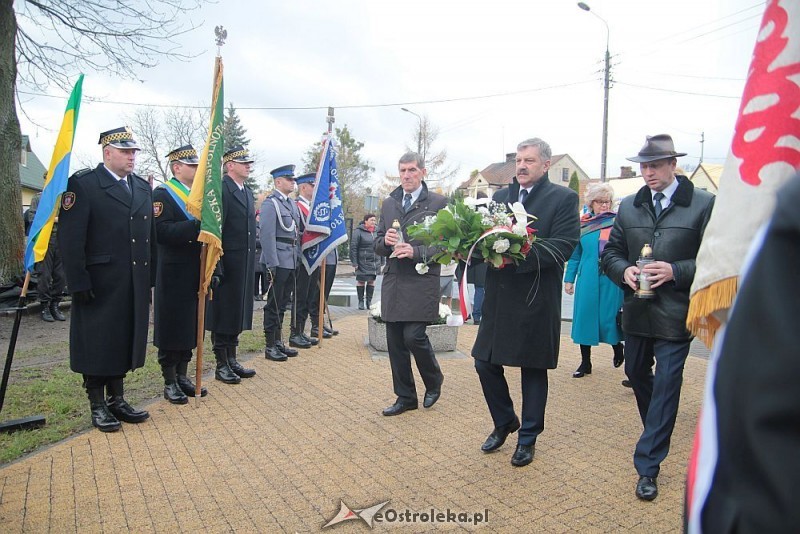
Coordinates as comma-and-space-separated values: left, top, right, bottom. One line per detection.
204, 146, 258, 384
374, 152, 448, 416
260, 165, 302, 361
472, 137, 579, 467
695, 174, 800, 532
58, 126, 156, 432
602, 134, 714, 501
153, 145, 207, 404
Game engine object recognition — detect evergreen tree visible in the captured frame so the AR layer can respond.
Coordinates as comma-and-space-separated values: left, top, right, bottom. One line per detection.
302, 125, 374, 223
568, 171, 580, 195
223, 103, 258, 190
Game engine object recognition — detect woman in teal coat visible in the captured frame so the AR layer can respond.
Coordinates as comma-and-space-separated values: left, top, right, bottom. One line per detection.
564, 183, 624, 378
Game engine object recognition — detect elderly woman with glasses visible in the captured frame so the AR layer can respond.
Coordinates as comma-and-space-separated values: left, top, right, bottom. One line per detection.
564, 183, 625, 380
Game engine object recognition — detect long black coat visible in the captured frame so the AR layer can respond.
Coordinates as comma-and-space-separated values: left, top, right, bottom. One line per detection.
350, 223, 382, 276
58, 164, 156, 375
205, 175, 256, 335
472, 175, 579, 369
375, 183, 448, 322
152, 181, 202, 350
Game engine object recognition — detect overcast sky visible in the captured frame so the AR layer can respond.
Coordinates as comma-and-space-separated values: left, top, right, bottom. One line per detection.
16, 0, 764, 191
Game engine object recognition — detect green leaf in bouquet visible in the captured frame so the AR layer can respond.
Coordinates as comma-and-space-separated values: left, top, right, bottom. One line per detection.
448, 236, 460, 248
490, 253, 503, 268
508, 243, 522, 254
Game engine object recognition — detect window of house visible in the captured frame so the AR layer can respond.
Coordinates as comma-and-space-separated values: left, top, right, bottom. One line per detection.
20, 149, 27, 167
561, 168, 569, 181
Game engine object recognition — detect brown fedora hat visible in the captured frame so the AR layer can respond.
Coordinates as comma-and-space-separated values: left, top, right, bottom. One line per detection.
626, 134, 686, 163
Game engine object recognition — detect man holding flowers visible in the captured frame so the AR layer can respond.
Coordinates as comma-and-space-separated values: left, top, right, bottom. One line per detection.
472, 138, 579, 467
374, 152, 448, 416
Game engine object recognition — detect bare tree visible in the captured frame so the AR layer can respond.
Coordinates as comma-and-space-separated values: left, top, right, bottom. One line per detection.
0, 0, 207, 284
406, 115, 460, 193
126, 107, 209, 184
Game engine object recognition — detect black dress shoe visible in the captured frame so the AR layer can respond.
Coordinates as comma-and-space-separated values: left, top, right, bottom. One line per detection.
265, 347, 288, 362
311, 327, 332, 339
107, 396, 150, 424
622, 379, 633, 388
324, 325, 339, 336
215, 363, 242, 384
177, 375, 207, 397
90, 402, 121, 432
481, 417, 521, 452
302, 333, 319, 346
636, 476, 658, 501
572, 362, 592, 378
276, 341, 298, 357
381, 401, 418, 416
50, 304, 66, 321
228, 359, 256, 378
289, 334, 312, 349
164, 383, 189, 405
423, 376, 444, 408
510, 444, 534, 467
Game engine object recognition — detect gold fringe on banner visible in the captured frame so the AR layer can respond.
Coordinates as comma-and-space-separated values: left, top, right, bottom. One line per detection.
686, 276, 739, 348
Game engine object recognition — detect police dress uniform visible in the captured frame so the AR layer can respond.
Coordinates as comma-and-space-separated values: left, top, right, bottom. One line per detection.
204, 146, 258, 384
260, 165, 302, 361
153, 145, 208, 403
58, 126, 156, 432
289, 173, 319, 348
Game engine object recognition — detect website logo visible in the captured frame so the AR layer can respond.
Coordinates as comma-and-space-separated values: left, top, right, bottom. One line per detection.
323, 500, 390, 529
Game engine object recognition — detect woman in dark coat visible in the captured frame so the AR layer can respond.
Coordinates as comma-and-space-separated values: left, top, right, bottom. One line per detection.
350, 213, 383, 309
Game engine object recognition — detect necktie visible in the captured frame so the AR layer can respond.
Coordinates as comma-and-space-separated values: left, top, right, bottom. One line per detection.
519, 189, 529, 203
653, 192, 664, 217
120, 178, 131, 196
403, 193, 412, 213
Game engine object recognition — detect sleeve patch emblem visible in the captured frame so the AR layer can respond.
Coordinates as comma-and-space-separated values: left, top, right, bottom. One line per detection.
61, 192, 76, 210
153, 202, 163, 217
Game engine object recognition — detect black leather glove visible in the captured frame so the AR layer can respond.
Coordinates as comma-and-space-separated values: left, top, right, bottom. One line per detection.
72, 289, 95, 305
210, 275, 223, 289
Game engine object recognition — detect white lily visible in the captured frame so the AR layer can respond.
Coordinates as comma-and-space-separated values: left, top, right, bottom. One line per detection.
415, 263, 430, 275
493, 238, 510, 253
510, 201, 536, 226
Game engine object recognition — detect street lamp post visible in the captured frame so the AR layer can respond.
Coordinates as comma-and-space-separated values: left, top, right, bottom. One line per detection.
400, 107, 425, 162
578, 2, 610, 182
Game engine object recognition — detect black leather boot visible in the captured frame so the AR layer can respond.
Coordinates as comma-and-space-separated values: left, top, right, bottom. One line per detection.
106, 378, 150, 423
365, 285, 374, 309
275, 330, 298, 357
41, 303, 55, 322
264, 331, 287, 362
162, 365, 188, 404
87, 386, 121, 432
227, 346, 256, 378
214, 348, 241, 384
176, 360, 207, 397
311, 324, 332, 339
357, 285, 365, 310
289, 331, 312, 349
50, 301, 66, 321
573, 345, 593, 378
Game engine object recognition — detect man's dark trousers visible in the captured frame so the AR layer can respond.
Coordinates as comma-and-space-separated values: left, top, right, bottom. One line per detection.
625, 334, 691, 478
385, 321, 442, 404
474, 360, 547, 446
263, 267, 294, 333
292, 265, 312, 331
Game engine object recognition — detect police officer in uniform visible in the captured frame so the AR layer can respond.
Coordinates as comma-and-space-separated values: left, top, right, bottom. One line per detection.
289, 173, 319, 347
260, 165, 302, 361
204, 146, 258, 383
58, 126, 155, 432
153, 145, 208, 404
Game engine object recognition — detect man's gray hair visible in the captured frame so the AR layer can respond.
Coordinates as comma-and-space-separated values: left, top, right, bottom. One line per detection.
517, 138, 552, 161
398, 152, 425, 169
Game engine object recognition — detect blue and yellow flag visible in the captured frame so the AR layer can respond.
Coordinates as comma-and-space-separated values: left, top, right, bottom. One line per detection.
187, 57, 224, 295
24, 74, 84, 273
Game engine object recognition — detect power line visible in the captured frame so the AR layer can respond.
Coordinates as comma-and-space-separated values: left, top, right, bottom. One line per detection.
17, 78, 600, 112
614, 81, 742, 99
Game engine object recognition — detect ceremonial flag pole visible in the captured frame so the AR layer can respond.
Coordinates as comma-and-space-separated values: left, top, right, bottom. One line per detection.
685, 2, 800, 530
301, 113, 348, 348
1, 74, 84, 433
187, 28, 226, 401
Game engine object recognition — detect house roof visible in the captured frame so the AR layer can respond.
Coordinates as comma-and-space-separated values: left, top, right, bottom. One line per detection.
478, 154, 568, 186
689, 163, 724, 190
19, 135, 47, 192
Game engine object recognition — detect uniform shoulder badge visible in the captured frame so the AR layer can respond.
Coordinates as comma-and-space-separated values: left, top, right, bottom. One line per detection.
62, 192, 76, 210
153, 202, 163, 217
71, 168, 92, 180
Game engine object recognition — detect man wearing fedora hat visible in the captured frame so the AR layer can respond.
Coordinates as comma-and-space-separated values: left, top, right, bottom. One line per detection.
602, 133, 715, 501
152, 145, 207, 405
260, 164, 303, 361
58, 126, 156, 432
204, 145, 258, 385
